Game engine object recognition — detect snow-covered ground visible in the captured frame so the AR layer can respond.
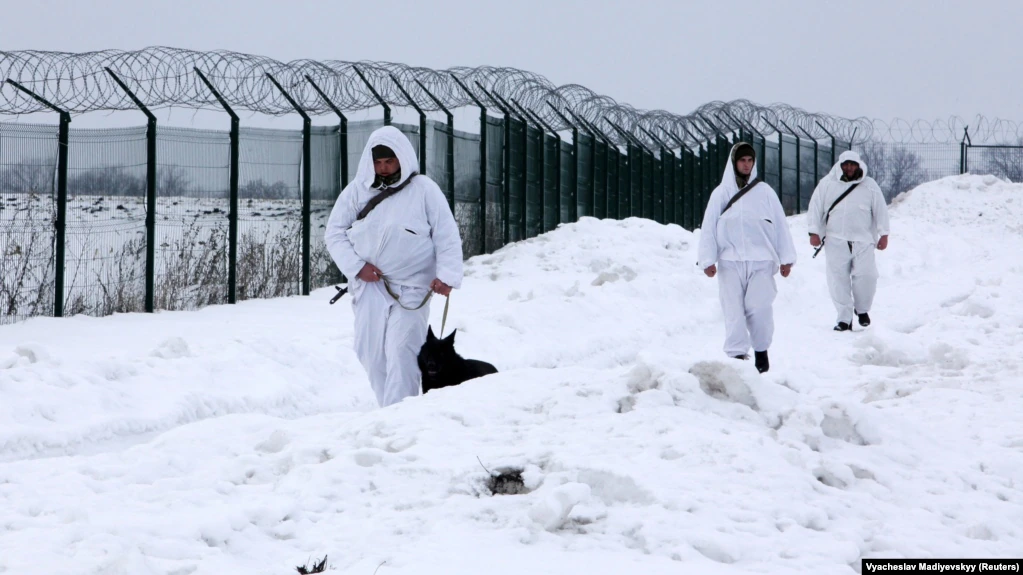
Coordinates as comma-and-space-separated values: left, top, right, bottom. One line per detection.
1, 174, 1021, 574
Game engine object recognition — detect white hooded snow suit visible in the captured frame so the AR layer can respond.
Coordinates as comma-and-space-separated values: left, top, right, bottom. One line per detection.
806, 150, 890, 325
324, 126, 463, 407
698, 143, 798, 358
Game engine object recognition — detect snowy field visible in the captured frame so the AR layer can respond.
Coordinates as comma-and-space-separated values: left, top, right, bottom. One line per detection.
1, 195, 335, 319
1, 174, 1021, 574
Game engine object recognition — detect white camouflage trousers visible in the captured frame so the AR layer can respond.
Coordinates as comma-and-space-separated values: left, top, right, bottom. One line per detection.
717, 260, 777, 358
824, 239, 879, 324
351, 279, 431, 407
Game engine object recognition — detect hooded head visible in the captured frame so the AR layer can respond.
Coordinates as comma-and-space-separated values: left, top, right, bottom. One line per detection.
355, 125, 420, 190
833, 150, 867, 183
723, 141, 759, 191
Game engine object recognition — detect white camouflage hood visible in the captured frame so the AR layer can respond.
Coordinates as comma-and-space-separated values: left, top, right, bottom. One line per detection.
720, 142, 760, 193
354, 125, 420, 189
827, 150, 869, 182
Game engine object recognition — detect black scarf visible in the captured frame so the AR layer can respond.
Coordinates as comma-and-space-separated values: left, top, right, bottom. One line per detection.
372, 170, 403, 189
840, 167, 864, 182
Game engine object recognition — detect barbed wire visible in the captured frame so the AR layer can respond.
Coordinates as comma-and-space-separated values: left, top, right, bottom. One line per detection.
1, 47, 1019, 145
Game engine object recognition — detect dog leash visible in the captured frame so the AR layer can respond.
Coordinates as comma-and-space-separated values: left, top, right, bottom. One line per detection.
379, 274, 433, 311
381, 273, 452, 337
439, 293, 450, 337
331, 272, 450, 334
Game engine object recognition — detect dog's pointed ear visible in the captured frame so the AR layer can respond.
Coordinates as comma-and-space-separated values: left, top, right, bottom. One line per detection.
426, 325, 436, 341
443, 328, 456, 345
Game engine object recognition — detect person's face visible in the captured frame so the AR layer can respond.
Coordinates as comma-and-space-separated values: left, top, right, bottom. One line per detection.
841, 161, 859, 179
374, 157, 400, 177
735, 156, 754, 176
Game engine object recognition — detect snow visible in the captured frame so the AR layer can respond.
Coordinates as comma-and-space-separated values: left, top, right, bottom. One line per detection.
1, 174, 1022, 574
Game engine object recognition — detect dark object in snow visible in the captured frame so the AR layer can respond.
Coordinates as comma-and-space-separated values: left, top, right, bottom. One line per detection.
487, 469, 527, 495
418, 326, 498, 394
296, 555, 327, 574
755, 350, 769, 373
328, 284, 347, 304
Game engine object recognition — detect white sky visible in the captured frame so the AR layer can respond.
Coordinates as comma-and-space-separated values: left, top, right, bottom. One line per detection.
3, 0, 1021, 127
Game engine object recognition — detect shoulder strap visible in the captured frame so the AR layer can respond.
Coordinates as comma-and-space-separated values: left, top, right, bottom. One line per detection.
356, 172, 418, 221
823, 182, 861, 224
720, 177, 762, 215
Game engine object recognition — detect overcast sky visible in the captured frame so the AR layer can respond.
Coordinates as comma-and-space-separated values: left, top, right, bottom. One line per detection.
3, 0, 1020, 127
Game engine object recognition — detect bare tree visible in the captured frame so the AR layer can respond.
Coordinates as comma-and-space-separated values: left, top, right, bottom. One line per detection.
70, 166, 144, 197
0, 160, 55, 195
241, 179, 293, 200
158, 165, 191, 197
979, 138, 1023, 182
857, 141, 927, 200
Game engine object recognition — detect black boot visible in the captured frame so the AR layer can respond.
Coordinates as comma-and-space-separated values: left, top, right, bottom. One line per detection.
834, 321, 852, 332
733, 354, 749, 360
754, 350, 769, 373
857, 312, 871, 327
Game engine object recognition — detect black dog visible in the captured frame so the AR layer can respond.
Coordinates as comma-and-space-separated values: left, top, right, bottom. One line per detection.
418, 326, 498, 394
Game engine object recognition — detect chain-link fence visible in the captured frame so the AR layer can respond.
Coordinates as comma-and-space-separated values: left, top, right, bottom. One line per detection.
3, 48, 1022, 325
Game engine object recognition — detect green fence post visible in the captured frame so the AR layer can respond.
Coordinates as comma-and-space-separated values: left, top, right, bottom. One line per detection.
305, 75, 349, 285
567, 109, 597, 219
686, 122, 713, 217
193, 68, 239, 304
509, 100, 544, 235
960, 126, 971, 174
449, 75, 488, 253
698, 114, 729, 184
581, 117, 617, 220
641, 127, 674, 225
797, 124, 819, 204
415, 79, 455, 212
546, 102, 579, 223
519, 104, 557, 233
352, 65, 391, 126
5, 79, 70, 317
266, 73, 312, 296
761, 116, 785, 204
606, 120, 649, 220
779, 119, 801, 214
492, 92, 529, 241
815, 121, 837, 167
609, 122, 632, 220
105, 68, 157, 312
662, 128, 689, 228
476, 85, 511, 245
527, 107, 562, 230
389, 74, 427, 176
604, 121, 633, 214
305, 75, 349, 187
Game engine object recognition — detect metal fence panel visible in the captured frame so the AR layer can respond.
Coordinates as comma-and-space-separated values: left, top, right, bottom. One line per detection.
577, 133, 594, 218
559, 139, 574, 224
485, 116, 505, 253
543, 134, 560, 232
63, 126, 148, 317
235, 127, 303, 301
0, 122, 58, 324
506, 117, 525, 243
452, 127, 482, 257
154, 126, 231, 311
606, 144, 620, 220
593, 139, 608, 219
310, 125, 342, 289
964, 145, 1023, 183
524, 124, 543, 238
